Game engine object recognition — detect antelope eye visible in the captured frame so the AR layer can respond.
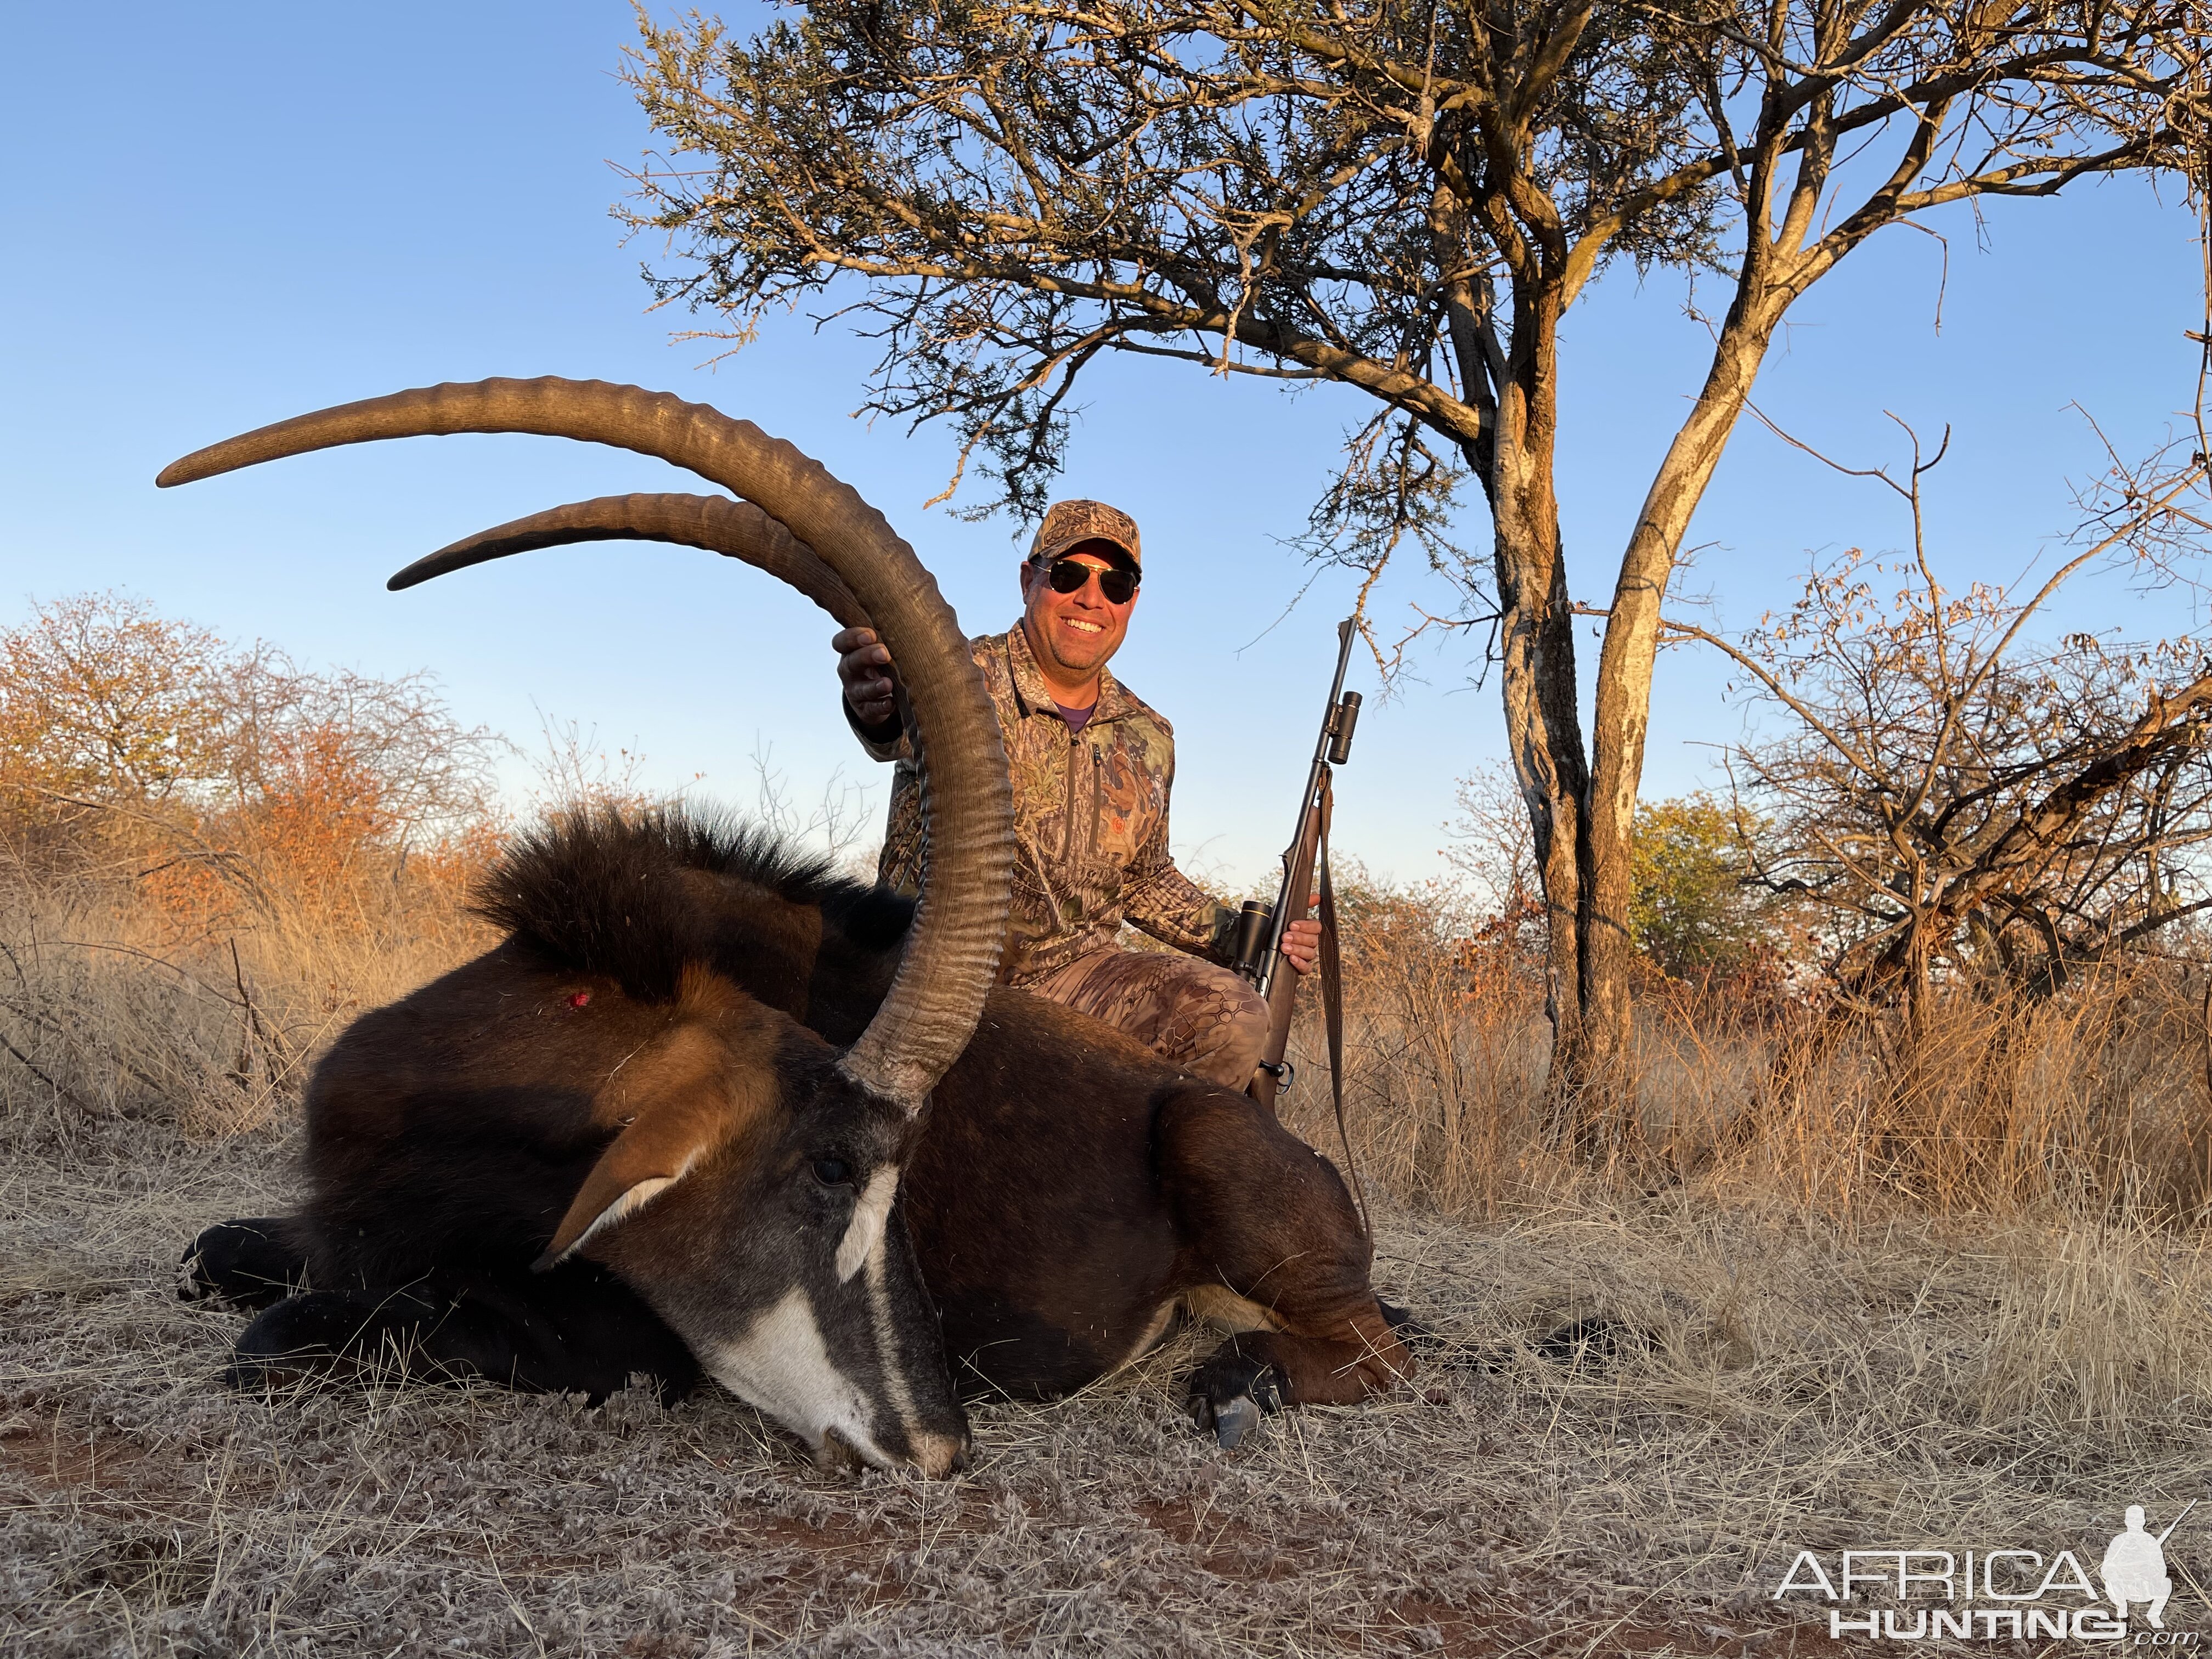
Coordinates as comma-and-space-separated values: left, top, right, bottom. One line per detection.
812, 1156, 853, 1187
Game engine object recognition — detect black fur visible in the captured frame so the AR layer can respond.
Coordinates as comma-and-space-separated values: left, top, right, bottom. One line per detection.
227, 1261, 700, 1405
188, 805, 1412, 1440
179, 1217, 310, 1310
473, 805, 912, 1005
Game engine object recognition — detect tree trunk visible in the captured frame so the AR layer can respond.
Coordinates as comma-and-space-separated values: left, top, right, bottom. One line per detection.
1480, 282, 1600, 1138
1568, 304, 1785, 1156
1469, 217, 1795, 1160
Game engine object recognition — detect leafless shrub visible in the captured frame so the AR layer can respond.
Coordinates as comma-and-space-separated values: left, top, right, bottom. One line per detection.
743, 738, 878, 874
1672, 423, 2212, 1035
524, 707, 658, 822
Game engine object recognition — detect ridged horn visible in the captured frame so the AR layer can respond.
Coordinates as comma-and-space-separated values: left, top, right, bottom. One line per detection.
388, 493, 868, 631
160, 378, 1010, 1115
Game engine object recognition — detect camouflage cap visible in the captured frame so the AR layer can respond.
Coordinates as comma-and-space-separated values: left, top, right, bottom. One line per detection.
1031, 499, 1141, 572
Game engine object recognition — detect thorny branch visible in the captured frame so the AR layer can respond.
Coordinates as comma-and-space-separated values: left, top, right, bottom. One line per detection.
1678, 416, 2212, 1007
622, 0, 2208, 617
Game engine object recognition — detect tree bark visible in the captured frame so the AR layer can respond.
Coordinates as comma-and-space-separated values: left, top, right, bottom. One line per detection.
1476, 278, 1602, 1136
1571, 300, 1786, 1153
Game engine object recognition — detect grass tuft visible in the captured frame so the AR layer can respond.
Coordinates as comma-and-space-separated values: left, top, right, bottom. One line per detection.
8, 851, 2212, 1652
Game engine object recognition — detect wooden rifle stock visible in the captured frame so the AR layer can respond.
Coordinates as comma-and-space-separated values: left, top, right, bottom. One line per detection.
1242, 618, 1361, 1114
1248, 806, 1321, 1113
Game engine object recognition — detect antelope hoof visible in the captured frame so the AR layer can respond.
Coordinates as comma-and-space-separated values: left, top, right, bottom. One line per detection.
1186, 1352, 1283, 1449
178, 1218, 306, 1311
1210, 1395, 1260, 1449
178, 1241, 215, 1302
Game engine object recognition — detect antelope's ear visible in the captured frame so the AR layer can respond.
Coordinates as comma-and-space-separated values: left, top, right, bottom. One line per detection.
534, 1026, 764, 1271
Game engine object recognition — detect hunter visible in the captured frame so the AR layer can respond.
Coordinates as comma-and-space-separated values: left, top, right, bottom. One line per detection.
834, 498, 1319, 1088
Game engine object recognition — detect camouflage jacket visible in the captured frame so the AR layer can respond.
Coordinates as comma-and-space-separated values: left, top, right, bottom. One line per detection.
850, 624, 1239, 986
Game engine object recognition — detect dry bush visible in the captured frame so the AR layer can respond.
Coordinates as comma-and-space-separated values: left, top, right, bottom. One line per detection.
10, 605, 2212, 1651
1276, 871, 1556, 1220
0, 878, 494, 1146
1672, 420, 2212, 1025
0, 597, 882, 1147
1703, 963, 2212, 1220
1282, 860, 2212, 1232
2, 594, 498, 904
0, 594, 504, 1141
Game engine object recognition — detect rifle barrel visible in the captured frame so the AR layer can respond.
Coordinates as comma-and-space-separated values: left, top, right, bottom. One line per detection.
1255, 618, 1358, 1000
2155, 1499, 2198, 1546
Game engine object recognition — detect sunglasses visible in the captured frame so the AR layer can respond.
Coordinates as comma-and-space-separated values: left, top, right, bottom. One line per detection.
1031, 555, 1140, 605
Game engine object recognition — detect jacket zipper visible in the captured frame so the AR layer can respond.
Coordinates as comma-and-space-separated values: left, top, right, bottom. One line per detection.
1057, 730, 1106, 872
1089, 746, 1104, 861
1060, 729, 1082, 868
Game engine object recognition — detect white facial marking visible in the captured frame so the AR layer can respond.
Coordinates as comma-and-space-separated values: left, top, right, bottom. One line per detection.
834, 1164, 900, 1283
865, 1234, 921, 1440
703, 1288, 891, 1468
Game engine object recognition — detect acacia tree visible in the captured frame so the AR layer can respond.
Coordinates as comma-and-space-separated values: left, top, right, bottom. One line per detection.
622, 0, 2208, 1145
1629, 795, 1779, 981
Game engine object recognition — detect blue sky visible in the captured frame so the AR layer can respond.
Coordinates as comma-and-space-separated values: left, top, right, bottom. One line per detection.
3, 3, 2205, 889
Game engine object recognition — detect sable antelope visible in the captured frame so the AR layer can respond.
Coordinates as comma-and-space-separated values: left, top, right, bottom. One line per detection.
167, 380, 1413, 1472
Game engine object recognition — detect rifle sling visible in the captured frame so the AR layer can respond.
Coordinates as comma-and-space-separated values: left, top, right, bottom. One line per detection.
1315, 770, 1369, 1240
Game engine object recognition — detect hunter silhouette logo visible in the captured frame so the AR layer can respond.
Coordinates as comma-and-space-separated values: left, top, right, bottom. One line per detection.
1773, 1500, 2198, 1643
2103, 1503, 2194, 1630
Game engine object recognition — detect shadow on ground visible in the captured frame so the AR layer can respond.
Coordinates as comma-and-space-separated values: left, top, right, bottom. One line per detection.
6, 1112, 2208, 1656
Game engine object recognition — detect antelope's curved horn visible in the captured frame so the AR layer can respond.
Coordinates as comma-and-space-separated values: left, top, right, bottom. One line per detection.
389, 493, 869, 631
160, 378, 1009, 1116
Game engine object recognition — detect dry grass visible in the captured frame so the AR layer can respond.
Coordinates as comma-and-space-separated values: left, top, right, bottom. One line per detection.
11, 1115, 2212, 1656
0, 871, 491, 1149
8, 870, 2212, 1654
1292, 883, 2212, 1226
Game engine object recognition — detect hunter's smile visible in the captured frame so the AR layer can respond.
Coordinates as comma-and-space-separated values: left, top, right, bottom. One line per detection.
1023, 548, 1135, 685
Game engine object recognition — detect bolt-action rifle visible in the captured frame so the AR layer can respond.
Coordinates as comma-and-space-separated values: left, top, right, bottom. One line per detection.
1232, 618, 1362, 1116
2156, 1500, 2198, 1545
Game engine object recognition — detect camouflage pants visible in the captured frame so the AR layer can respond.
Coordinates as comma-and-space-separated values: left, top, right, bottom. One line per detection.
1025, 948, 1269, 1089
